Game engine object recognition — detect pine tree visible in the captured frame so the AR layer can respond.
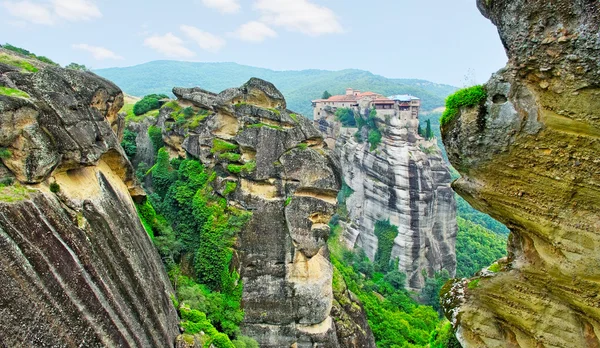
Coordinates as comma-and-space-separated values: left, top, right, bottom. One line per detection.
322, 90, 332, 99
417, 124, 423, 137
425, 119, 433, 140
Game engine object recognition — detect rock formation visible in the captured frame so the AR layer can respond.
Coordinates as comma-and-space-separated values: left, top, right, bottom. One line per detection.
322, 109, 457, 290
155, 79, 375, 347
441, 1, 600, 347
0, 49, 179, 346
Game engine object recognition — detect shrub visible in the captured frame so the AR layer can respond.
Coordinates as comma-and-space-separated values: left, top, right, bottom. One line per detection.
133, 94, 168, 116
2, 43, 58, 65
223, 182, 237, 195
219, 153, 241, 162
49, 182, 60, 193
0, 148, 12, 159
441, 85, 487, 127
121, 129, 137, 160
335, 108, 357, 127
368, 129, 382, 151
227, 161, 256, 174
373, 220, 399, 272
148, 126, 164, 154
65, 63, 88, 71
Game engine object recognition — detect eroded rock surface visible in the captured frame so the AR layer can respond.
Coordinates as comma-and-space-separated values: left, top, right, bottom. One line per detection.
441, 2, 600, 347
162, 78, 375, 347
0, 49, 179, 347
330, 112, 457, 290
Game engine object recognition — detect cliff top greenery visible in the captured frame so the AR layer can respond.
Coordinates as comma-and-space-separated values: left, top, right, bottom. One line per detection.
440, 85, 487, 127
1, 43, 58, 66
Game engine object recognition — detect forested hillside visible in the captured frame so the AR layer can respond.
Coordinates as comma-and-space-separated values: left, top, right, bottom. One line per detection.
95, 61, 457, 116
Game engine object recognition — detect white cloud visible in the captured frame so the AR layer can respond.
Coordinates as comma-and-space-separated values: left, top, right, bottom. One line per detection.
180, 25, 226, 53
254, 0, 343, 36
144, 33, 196, 58
72, 44, 123, 60
2, 0, 101, 25
2, 1, 54, 25
201, 0, 240, 14
232, 21, 277, 43
52, 0, 101, 21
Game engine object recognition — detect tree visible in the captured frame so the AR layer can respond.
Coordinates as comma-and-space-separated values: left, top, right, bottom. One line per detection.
334, 108, 356, 127
66, 63, 89, 71
322, 90, 332, 99
425, 119, 433, 140
420, 270, 450, 313
417, 123, 423, 137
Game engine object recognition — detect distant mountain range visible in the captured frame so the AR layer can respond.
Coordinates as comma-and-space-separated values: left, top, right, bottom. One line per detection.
95, 61, 457, 118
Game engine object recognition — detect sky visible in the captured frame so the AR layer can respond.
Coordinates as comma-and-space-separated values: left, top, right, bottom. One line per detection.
1, 0, 508, 86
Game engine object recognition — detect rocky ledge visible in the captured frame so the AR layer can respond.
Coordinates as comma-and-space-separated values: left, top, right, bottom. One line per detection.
0, 48, 179, 346
441, 1, 600, 347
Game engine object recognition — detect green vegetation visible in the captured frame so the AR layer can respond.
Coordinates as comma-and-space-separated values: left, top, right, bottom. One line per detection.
441, 85, 487, 127
368, 129, 382, 151
284, 196, 292, 206
289, 113, 299, 123
0, 183, 34, 202
373, 220, 399, 272
227, 161, 256, 174
334, 107, 357, 127
95, 61, 458, 117
121, 129, 137, 160
429, 322, 462, 348
0, 54, 38, 73
353, 108, 382, 151
0, 148, 12, 159
219, 153, 242, 162
148, 126, 165, 154
267, 108, 280, 115
49, 182, 60, 193
420, 270, 451, 313
467, 279, 480, 289
133, 94, 168, 116
2, 43, 58, 66
223, 182, 237, 195
164, 102, 209, 130
212, 139, 239, 154
456, 217, 507, 278
133, 150, 255, 343
296, 143, 308, 150
0, 86, 29, 98
65, 63, 89, 71
488, 263, 501, 273
321, 90, 332, 99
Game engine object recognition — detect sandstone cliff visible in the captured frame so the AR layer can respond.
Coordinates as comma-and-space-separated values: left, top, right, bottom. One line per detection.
441, 1, 600, 347
0, 49, 179, 346
321, 109, 457, 290
154, 79, 375, 347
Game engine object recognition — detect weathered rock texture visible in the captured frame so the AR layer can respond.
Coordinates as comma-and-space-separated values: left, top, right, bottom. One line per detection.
0, 49, 179, 347
162, 78, 375, 347
330, 111, 457, 290
441, 1, 600, 347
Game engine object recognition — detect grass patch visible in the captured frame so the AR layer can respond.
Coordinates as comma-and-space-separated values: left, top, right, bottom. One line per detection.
488, 263, 501, 273
467, 279, 481, 289
227, 161, 256, 174
218, 152, 241, 162
284, 196, 292, 206
267, 108, 281, 115
289, 113, 299, 123
441, 85, 487, 127
211, 139, 238, 154
0, 183, 35, 203
0, 86, 29, 98
0, 148, 12, 159
0, 54, 38, 73
297, 143, 308, 150
121, 103, 160, 122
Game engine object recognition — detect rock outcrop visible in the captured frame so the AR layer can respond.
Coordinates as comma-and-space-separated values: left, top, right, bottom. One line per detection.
0, 49, 179, 347
326, 110, 457, 290
441, 1, 600, 347
160, 78, 375, 347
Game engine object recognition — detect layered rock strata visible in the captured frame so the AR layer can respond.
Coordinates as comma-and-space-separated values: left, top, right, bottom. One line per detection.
329, 111, 457, 290
0, 49, 179, 347
441, 1, 600, 347
161, 79, 375, 347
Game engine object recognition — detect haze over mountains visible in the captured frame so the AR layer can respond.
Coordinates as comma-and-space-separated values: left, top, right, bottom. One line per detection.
95, 61, 457, 118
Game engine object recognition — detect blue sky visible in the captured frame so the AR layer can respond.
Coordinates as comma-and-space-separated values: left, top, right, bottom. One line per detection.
1, 0, 508, 86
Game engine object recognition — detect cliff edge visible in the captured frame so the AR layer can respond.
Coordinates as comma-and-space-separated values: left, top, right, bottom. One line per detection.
0, 49, 179, 347
441, 1, 600, 347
